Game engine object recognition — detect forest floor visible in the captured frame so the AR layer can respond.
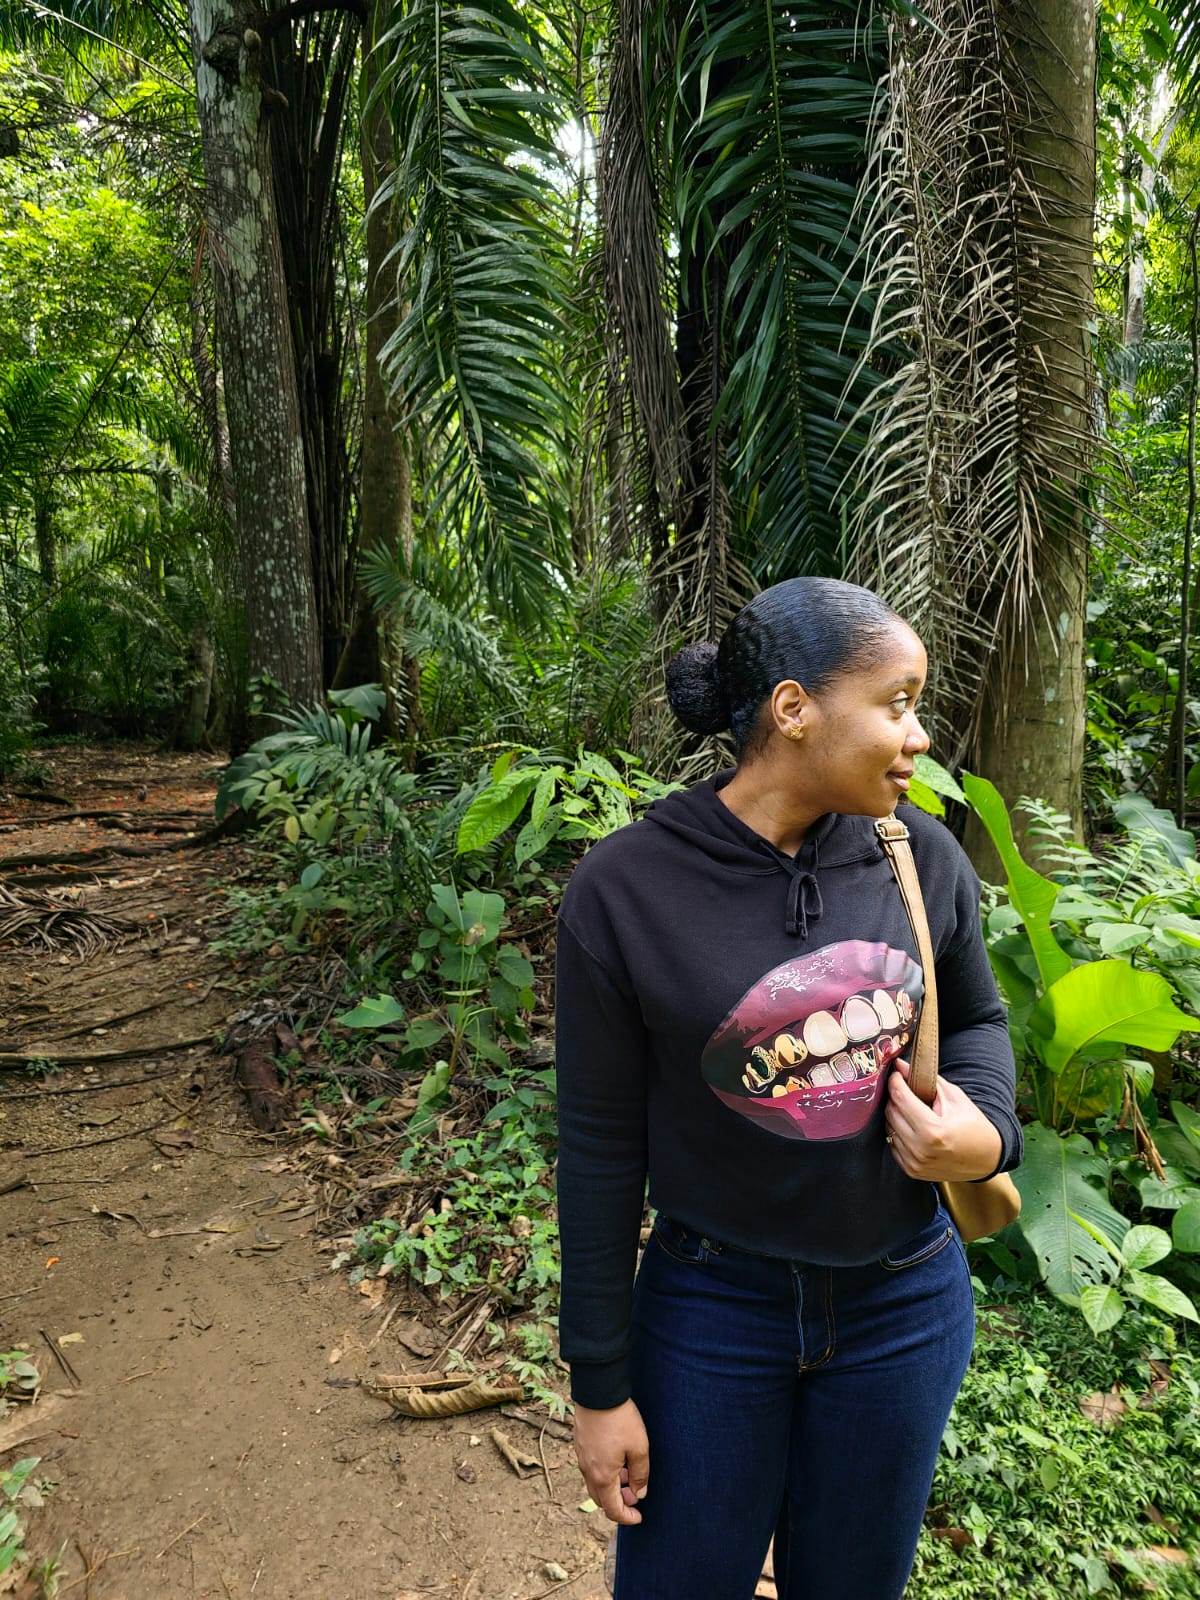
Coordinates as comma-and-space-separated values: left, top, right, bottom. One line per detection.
0, 744, 619, 1600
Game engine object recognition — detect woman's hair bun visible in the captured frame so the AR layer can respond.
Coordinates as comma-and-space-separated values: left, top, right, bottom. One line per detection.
665, 641, 731, 735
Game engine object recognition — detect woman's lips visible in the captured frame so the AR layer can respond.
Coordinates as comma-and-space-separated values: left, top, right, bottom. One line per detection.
888, 769, 912, 791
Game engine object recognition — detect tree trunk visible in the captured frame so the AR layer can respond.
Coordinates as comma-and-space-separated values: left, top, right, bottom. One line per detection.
33, 491, 55, 587
966, 0, 1095, 869
187, 0, 321, 739
342, 0, 415, 738
168, 620, 215, 751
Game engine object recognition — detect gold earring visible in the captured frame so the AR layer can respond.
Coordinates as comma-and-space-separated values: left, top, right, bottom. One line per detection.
785, 724, 804, 742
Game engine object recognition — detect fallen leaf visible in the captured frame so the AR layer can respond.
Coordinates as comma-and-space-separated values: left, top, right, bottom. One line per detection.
579, 1498, 599, 1514
366, 1375, 523, 1418
544, 1562, 569, 1582
930, 1527, 975, 1553
392, 1316, 441, 1357
1080, 1386, 1129, 1429
57, 1333, 84, 1346
491, 1425, 538, 1476
153, 1128, 194, 1155
454, 1459, 477, 1484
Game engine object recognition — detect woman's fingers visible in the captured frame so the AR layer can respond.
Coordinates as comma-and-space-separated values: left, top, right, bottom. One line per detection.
885, 1062, 1001, 1180
574, 1400, 649, 1526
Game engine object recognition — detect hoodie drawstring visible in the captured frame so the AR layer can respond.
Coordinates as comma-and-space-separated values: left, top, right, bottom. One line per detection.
783, 833, 824, 937
784, 868, 823, 937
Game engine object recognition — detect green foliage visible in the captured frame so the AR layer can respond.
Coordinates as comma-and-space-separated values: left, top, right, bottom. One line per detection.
962, 776, 1200, 1126
0, 1349, 38, 1413
0, 1456, 40, 1580
653, 0, 882, 578
911, 1293, 1200, 1598
374, 0, 576, 624
455, 744, 682, 864
919, 775, 1200, 1333
336, 880, 536, 1078
351, 1068, 558, 1316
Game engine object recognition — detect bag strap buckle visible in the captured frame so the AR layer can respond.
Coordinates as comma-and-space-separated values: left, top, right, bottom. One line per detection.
874, 815, 910, 844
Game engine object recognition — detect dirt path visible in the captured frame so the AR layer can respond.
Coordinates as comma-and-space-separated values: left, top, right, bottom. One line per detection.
0, 746, 611, 1600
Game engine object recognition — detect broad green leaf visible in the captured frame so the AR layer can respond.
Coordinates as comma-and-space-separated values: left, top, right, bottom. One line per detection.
490, 749, 516, 785
531, 767, 564, 830
284, 814, 300, 844
459, 889, 504, 946
496, 946, 535, 987
1157, 1125, 1200, 1178
1110, 793, 1197, 870
1088, 922, 1148, 956
913, 753, 966, 804
1172, 1202, 1200, 1253
403, 1018, 447, 1051
1138, 1166, 1200, 1211
1126, 1269, 1200, 1323
336, 994, 406, 1029
515, 810, 560, 866
299, 862, 323, 891
961, 774, 1072, 988
1155, 914, 1200, 950
416, 1060, 452, 1107
1120, 1225, 1172, 1270
1028, 962, 1200, 1076
1012, 1124, 1128, 1298
327, 683, 386, 723
905, 777, 944, 817
1079, 1284, 1124, 1335
456, 769, 540, 853
1173, 1100, 1200, 1155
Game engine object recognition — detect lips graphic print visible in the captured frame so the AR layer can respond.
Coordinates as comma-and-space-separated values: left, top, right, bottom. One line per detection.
702, 941, 924, 1140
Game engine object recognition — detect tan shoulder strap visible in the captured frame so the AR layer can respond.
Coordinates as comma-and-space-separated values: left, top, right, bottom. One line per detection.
874, 815, 938, 1107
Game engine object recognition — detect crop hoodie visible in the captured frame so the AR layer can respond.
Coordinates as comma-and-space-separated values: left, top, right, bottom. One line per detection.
554, 775, 1021, 1409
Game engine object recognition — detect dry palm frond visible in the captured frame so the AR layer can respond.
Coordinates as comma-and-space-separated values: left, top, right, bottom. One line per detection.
364, 1373, 523, 1418
0, 883, 141, 958
846, 0, 1096, 763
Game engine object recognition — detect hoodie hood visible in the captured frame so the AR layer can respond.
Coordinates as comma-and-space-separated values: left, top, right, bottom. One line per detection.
643, 775, 885, 938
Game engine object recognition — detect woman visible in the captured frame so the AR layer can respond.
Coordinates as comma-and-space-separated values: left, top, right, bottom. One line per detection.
554, 578, 1021, 1600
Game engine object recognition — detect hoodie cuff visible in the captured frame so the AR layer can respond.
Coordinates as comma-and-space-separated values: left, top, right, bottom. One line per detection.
569, 1356, 631, 1411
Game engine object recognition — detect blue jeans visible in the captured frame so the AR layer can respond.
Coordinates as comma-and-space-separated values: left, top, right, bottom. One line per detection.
615, 1201, 974, 1600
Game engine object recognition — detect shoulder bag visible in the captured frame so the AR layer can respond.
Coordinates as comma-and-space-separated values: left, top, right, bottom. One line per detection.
875, 814, 1021, 1243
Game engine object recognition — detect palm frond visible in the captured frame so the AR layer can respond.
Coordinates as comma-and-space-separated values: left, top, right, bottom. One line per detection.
358, 540, 519, 706
657, 0, 884, 581
373, 0, 576, 627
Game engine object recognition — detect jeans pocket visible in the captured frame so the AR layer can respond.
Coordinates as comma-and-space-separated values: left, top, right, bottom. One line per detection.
651, 1214, 723, 1266
879, 1210, 954, 1272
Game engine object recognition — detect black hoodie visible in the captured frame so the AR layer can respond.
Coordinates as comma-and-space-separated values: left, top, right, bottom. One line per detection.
554, 777, 1021, 1409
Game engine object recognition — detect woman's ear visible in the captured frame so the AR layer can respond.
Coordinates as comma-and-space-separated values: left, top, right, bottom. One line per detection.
769, 679, 810, 740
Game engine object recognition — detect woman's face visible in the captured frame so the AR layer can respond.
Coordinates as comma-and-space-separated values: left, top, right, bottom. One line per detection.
793, 622, 930, 818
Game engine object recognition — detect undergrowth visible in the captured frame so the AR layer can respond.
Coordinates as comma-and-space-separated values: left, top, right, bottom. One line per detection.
912, 1294, 1200, 1597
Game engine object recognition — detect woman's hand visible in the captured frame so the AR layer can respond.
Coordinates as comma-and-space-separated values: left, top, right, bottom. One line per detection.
885, 1059, 1002, 1182
573, 1398, 650, 1525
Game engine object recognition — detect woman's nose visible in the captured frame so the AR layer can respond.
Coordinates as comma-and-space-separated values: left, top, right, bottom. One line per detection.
904, 713, 930, 754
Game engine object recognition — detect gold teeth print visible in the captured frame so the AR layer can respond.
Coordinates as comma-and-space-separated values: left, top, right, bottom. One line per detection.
739, 985, 913, 1096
